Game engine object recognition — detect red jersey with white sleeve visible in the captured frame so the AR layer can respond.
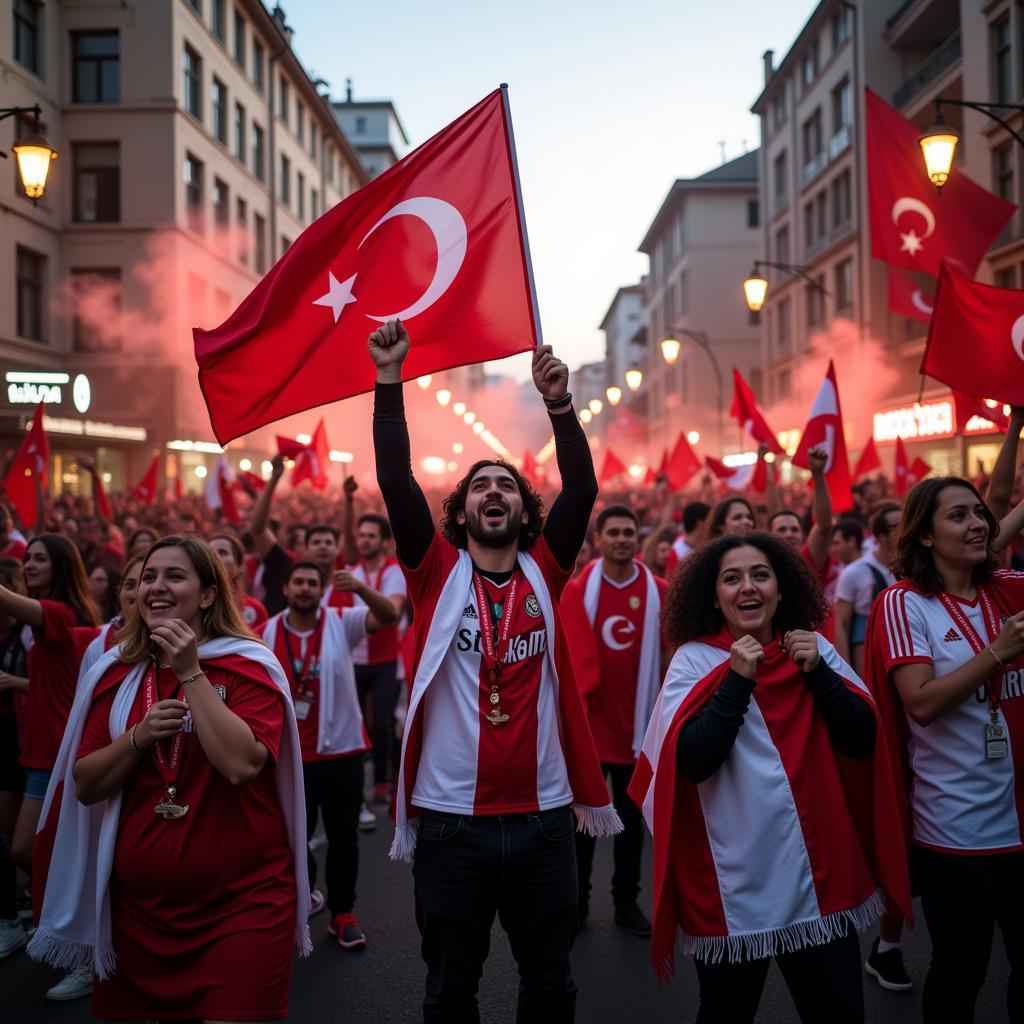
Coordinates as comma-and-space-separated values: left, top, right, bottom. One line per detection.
348, 559, 406, 665
878, 571, 1024, 854
588, 567, 668, 764
241, 594, 268, 630
404, 534, 573, 815
20, 600, 81, 770
320, 584, 354, 610
665, 535, 694, 576
0, 538, 26, 561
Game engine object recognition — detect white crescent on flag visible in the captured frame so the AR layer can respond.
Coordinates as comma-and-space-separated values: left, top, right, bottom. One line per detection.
1012, 314, 1024, 363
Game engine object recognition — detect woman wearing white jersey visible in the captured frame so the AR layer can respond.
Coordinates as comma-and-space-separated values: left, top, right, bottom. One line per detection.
867, 476, 1024, 1022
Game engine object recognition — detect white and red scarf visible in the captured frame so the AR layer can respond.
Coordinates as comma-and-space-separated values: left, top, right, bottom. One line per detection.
390, 549, 622, 861
27, 638, 311, 978
629, 627, 910, 979
560, 559, 662, 759
77, 619, 120, 684
262, 610, 368, 757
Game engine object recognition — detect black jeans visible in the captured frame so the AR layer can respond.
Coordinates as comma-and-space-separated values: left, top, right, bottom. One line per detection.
354, 660, 401, 784
574, 761, 643, 909
412, 805, 578, 1024
303, 755, 363, 915
694, 927, 864, 1023
914, 844, 1024, 1023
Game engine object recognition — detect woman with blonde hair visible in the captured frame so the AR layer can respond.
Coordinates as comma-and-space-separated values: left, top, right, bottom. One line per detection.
29, 535, 310, 1022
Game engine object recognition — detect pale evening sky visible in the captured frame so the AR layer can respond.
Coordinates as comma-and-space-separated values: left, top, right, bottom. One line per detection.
286, 0, 814, 380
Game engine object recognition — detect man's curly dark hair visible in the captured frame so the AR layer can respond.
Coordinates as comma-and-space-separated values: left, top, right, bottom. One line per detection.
440, 459, 546, 550
662, 532, 829, 648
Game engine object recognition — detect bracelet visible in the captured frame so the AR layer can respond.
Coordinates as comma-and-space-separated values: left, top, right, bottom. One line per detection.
178, 670, 205, 687
543, 392, 573, 410
988, 647, 1005, 669
129, 724, 140, 754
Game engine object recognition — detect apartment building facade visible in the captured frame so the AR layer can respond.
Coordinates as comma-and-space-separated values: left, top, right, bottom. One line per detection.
2, 0, 366, 496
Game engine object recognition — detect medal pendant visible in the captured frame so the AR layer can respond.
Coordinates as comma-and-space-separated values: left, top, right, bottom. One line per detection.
485, 707, 509, 726
985, 722, 1008, 760
154, 786, 189, 819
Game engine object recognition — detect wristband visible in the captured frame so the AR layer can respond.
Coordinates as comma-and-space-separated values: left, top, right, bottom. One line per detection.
129, 724, 140, 754
543, 392, 573, 410
178, 670, 205, 687
988, 647, 1005, 669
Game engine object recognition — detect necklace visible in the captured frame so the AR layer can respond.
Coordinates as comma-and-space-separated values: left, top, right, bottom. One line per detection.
471, 571, 522, 726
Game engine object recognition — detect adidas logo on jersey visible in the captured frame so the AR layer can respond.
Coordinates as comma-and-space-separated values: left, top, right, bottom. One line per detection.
943, 628, 962, 643
462, 604, 479, 619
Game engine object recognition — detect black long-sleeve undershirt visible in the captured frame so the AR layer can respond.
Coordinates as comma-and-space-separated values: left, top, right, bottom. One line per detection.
676, 660, 877, 784
373, 382, 598, 572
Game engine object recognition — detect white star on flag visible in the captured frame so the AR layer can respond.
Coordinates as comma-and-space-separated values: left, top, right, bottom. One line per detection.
900, 230, 924, 255
312, 272, 358, 323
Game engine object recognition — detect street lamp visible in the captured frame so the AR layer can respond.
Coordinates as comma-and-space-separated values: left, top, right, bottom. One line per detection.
920, 96, 1024, 192
453, 401, 466, 416
435, 388, 451, 407
660, 337, 681, 365
417, 375, 432, 389
2, 105, 58, 202
588, 398, 603, 415
742, 260, 828, 312
580, 409, 593, 424
605, 385, 622, 407
625, 368, 643, 391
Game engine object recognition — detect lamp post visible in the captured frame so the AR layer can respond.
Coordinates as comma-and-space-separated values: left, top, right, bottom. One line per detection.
1, 105, 57, 202
664, 327, 724, 452
743, 260, 829, 312
605, 385, 623, 407
920, 96, 1024, 191
625, 368, 643, 391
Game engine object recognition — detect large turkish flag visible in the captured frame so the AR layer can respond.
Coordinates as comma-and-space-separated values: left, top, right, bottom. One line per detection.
729, 368, 783, 454
922, 262, 1024, 404
887, 268, 934, 326
792, 361, 853, 512
0, 403, 48, 527
195, 89, 538, 444
866, 89, 1014, 277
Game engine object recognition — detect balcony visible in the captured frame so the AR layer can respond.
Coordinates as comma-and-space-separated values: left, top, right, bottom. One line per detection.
893, 31, 961, 109
829, 124, 850, 159
801, 151, 828, 187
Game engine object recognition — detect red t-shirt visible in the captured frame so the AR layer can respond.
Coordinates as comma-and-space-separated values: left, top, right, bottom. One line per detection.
79, 661, 294, 1019
0, 538, 26, 562
241, 594, 268, 630
801, 543, 839, 640
21, 600, 81, 770
348, 559, 406, 665
587, 568, 669, 765
403, 534, 573, 815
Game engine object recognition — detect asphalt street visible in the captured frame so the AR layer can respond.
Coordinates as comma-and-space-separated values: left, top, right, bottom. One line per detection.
4, 804, 1011, 1023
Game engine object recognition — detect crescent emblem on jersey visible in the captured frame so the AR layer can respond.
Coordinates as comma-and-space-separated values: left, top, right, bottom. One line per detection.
601, 615, 637, 651
629, 595, 641, 610
524, 594, 541, 618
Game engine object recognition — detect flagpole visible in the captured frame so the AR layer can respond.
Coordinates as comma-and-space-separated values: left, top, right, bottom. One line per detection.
500, 83, 544, 348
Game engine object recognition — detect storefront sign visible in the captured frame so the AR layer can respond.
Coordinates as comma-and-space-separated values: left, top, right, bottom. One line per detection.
6, 372, 92, 413
39, 415, 146, 442
873, 398, 1000, 443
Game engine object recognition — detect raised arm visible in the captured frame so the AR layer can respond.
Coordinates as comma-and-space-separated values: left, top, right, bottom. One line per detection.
985, 406, 1024, 522
250, 454, 286, 559
994, 495, 1024, 554
537, 346, 599, 569
341, 476, 359, 566
804, 445, 833, 571
368, 321, 435, 570
0, 584, 43, 628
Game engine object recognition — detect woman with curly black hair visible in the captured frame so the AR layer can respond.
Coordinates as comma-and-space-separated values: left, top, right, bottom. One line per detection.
630, 532, 910, 1023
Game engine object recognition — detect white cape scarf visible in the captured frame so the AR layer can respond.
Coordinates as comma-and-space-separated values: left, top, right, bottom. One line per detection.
27, 637, 312, 978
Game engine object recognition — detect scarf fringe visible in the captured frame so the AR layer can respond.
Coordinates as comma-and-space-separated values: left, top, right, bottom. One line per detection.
297, 922, 312, 957
389, 823, 417, 862
573, 803, 624, 837
680, 889, 885, 966
27, 929, 117, 980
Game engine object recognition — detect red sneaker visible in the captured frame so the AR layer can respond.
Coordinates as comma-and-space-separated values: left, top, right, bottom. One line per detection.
328, 912, 367, 950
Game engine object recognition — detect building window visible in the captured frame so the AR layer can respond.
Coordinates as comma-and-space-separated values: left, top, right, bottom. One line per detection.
355, 115, 367, 134
73, 142, 120, 222
212, 0, 226, 41
311, 188, 319, 220
325, 144, 335, 184
213, 177, 229, 235
773, 150, 788, 205
802, 108, 823, 165
16, 246, 45, 341
183, 45, 201, 119
254, 212, 267, 273
184, 153, 204, 233
186, 0, 200, 10
747, 198, 760, 228
234, 8, 246, 68
297, 104, 305, 146
236, 197, 248, 265
831, 170, 852, 228
771, 95, 786, 132
831, 79, 851, 133
252, 123, 265, 181
995, 265, 1017, 289
281, 235, 292, 253
72, 31, 120, 103
297, 171, 305, 220
279, 74, 289, 124
252, 39, 264, 91
212, 78, 227, 144
800, 40, 819, 89
777, 368, 792, 401
993, 14, 1012, 105
831, 8, 851, 49
234, 102, 245, 162
311, 127, 317, 160
71, 268, 122, 352
13, 0, 41, 74
777, 298, 791, 354
834, 258, 853, 312
280, 154, 290, 205
774, 225, 790, 266
994, 142, 1014, 202
806, 275, 826, 328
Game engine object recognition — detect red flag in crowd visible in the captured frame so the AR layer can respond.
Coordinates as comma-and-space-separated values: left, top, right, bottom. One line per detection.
174, 474, 184, 501
887, 268, 934, 325
276, 435, 308, 459
521, 449, 545, 489
131, 453, 160, 505
908, 455, 932, 488
894, 437, 910, 497
0, 403, 48, 527
952, 390, 1008, 435
643, 466, 659, 486
599, 448, 629, 485
792, 361, 853, 511
237, 469, 268, 492
291, 420, 330, 491
866, 89, 1015, 277
922, 262, 1024, 405
206, 454, 241, 524
730, 369, 784, 454
194, 89, 539, 444
93, 472, 113, 521
705, 456, 768, 494
852, 437, 882, 479
665, 431, 702, 490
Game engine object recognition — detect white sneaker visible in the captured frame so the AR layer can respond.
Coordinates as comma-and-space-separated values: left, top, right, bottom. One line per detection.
358, 802, 377, 831
308, 829, 327, 851
309, 888, 326, 917
46, 964, 94, 1001
0, 916, 26, 958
